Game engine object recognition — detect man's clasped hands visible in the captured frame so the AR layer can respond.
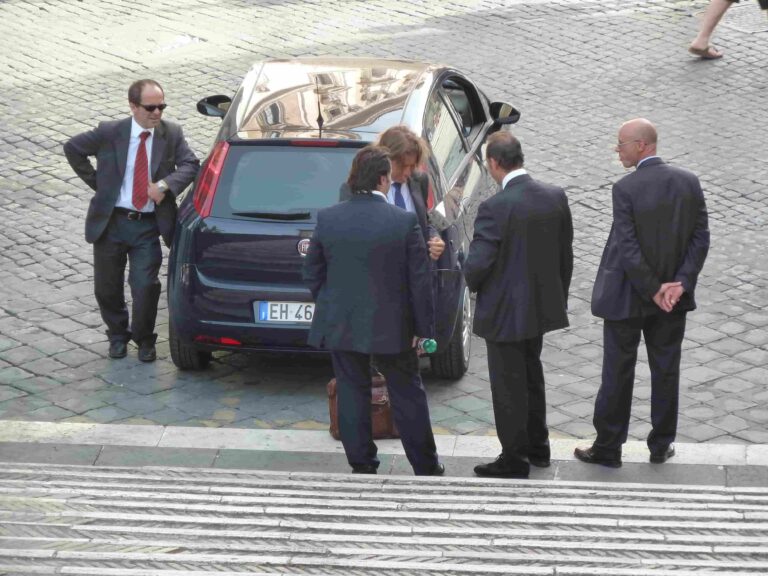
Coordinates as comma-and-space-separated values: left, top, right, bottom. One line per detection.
653, 282, 684, 313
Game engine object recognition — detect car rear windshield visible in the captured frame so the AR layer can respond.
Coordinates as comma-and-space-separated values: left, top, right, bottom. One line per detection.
212, 145, 359, 219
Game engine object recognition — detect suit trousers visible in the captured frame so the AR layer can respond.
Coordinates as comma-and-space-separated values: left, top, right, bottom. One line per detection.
485, 337, 549, 462
93, 213, 162, 346
330, 349, 439, 475
593, 312, 687, 455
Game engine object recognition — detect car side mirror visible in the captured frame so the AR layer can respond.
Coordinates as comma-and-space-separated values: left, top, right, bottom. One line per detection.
197, 95, 232, 118
489, 101, 521, 125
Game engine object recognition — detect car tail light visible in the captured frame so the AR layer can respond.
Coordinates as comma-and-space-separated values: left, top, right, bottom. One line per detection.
194, 335, 242, 346
193, 141, 230, 218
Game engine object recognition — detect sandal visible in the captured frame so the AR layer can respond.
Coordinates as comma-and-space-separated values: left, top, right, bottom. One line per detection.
688, 45, 723, 60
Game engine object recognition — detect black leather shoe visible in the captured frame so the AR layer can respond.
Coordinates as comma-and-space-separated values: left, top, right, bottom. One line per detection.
138, 342, 156, 363
108, 341, 127, 359
650, 444, 675, 464
574, 446, 622, 468
351, 464, 377, 474
474, 454, 529, 479
429, 462, 445, 476
528, 455, 551, 468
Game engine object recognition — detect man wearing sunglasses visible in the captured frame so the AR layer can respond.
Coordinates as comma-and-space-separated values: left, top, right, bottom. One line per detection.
64, 79, 199, 362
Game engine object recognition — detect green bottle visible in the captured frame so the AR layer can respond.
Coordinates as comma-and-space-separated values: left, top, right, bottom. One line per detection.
417, 338, 437, 354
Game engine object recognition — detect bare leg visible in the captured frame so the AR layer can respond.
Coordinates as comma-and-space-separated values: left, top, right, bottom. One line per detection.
689, 0, 733, 55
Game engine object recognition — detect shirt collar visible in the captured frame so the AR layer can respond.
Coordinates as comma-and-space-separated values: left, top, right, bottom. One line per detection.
372, 190, 387, 200
131, 118, 154, 138
637, 155, 660, 168
502, 168, 527, 189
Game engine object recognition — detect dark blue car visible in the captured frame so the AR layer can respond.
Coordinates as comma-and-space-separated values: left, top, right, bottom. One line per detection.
168, 57, 519, 378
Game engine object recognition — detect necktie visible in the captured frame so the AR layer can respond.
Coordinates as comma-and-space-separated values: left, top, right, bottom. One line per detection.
132, 131, 151, 210
393, 181, 406, 209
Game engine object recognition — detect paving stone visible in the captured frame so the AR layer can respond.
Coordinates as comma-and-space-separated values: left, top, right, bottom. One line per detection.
142, 407, 195, 425
0, 366, 33, 384
0, 386, 26, 403
8, 376, 62, 395
81, 405, 133, 423
710, 414, 750, 434
50, 348, 102, 367
444, 395, 491, 413
712, 377, 756, 394
28, 335, 79, 355
18, 357, 70, 376
0, 345, 45, 365
24, 405, 76, 421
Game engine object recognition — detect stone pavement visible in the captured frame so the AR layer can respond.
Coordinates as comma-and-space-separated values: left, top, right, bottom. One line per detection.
0, 0, 767, 446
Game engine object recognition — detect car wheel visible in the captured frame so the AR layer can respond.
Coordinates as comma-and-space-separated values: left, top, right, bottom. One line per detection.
430, 284, 471, 380
169, 321, 212, 371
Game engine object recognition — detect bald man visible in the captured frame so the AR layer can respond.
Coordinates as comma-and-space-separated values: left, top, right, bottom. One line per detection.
575, 119, 709, 468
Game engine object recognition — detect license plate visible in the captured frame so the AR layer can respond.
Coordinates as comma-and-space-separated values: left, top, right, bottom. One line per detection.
256, 301, 315, 323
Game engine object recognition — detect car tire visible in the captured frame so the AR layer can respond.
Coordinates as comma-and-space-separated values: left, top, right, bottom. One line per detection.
430, 284, 471, 380
169, 321, 212, 371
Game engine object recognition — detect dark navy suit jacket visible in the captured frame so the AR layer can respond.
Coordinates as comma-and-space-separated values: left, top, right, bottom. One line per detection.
464, 174, 573, 342
591, 157, 710, 320
64, 117, 199, 247
303, 193, 435, 354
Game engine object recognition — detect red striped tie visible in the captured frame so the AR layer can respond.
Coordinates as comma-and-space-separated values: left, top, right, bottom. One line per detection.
132, 131, 151, 210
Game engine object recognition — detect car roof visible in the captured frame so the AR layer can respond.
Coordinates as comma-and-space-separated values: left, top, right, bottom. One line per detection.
229, 57, 444, 141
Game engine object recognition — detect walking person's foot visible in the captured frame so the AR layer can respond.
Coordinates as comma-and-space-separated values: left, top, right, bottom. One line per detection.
688, 44, 723, 59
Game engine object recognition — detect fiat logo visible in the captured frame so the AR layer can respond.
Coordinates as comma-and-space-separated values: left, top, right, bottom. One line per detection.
297, 238, 311, 257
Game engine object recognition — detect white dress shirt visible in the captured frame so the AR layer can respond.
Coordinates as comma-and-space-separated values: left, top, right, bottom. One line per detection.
116, 119, 155, 212
502, 168, 528, 189
387, 180, 416, 213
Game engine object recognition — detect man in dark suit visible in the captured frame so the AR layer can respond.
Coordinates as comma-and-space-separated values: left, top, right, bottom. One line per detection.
377, 126, 445, 262
464, 131, 573, 479
575, 118, 709, 468
340, 126, 445, 262
64, 79, 199, 362
303, 145, 444, 476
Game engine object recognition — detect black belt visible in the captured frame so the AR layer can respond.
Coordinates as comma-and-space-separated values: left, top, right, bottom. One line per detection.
113, 207, 155, 221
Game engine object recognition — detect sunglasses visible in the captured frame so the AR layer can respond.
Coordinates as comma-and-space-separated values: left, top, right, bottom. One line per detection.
137, 103, 168, 112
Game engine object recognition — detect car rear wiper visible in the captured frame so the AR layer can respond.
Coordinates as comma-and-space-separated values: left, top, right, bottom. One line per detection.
232, 211, 311, 220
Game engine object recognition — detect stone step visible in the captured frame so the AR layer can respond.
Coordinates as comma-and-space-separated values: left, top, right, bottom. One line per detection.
1, 462, 767, 575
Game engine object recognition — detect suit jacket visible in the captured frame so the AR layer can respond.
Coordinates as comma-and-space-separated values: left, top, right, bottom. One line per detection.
303, 193, 435, 354
63, 117, 199, 247
404, 172, 436, 245
591, 157, 710, 320
340, 171, 437, 245
463, 174, 573, 342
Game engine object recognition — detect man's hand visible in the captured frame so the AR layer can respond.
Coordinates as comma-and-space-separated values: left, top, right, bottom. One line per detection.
427, 236, 445, 261
412, 336, 428, 356
147, 182, 166, 205
653, 282, 683, 313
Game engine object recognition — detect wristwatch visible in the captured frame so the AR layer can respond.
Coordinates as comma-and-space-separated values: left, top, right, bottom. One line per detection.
156, 180, 169, 194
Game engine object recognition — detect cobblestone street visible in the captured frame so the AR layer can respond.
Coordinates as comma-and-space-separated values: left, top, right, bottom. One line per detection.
0, 0, 766, 444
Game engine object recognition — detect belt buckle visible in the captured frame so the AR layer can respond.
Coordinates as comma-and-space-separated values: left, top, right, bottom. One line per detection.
127, 211, 140, 221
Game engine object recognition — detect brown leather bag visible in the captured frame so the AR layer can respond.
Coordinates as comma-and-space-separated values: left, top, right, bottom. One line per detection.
327, 375, 399, 440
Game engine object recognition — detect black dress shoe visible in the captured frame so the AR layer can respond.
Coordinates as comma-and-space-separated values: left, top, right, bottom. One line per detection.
574, 446, 622, 468
351, 464, 377, 474
650, 444, 675, 464
474, 454, 529, 479
428, 462, 445, 476
528, 455, 551, 468
138, 342, 156, 363
108, 340, 127, 359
